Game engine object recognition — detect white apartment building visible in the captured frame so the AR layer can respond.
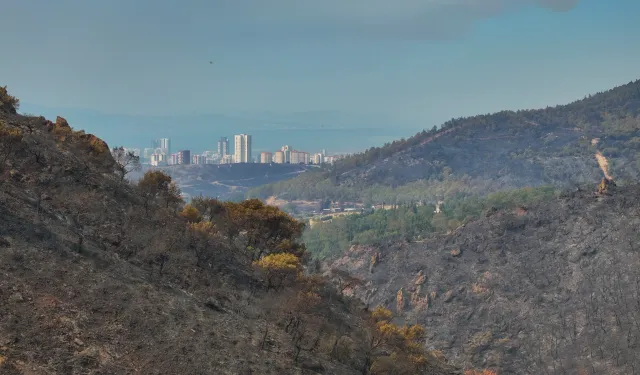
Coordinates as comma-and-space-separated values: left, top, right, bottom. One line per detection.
234, 134, 252, 163
150, 153, 168, 166
152, 138, 171, 156
273, 151, 285, 164
260, 152, 273, 163
290, 150, 310, 164
281, 145, 291, 163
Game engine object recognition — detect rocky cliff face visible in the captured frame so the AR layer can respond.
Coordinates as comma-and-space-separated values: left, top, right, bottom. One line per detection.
326, 183, 640, 374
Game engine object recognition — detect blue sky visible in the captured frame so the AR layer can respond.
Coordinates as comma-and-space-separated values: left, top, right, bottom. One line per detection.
1, 0, 639, 154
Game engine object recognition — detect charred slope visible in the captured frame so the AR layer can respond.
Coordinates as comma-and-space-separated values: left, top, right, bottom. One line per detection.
251, 79, 640, 202
0, 94, 458, 375
327, 183, 640, 375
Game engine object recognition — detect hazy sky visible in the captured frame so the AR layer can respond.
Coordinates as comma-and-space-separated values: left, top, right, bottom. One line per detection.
1, 0, 639, 153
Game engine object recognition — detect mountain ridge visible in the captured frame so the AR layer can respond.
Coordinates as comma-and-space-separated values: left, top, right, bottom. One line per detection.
249, 78, 640, 204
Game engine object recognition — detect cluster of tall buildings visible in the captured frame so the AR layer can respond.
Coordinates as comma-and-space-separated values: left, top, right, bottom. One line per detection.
136, 135, 340, 167
258, 146, 337, 165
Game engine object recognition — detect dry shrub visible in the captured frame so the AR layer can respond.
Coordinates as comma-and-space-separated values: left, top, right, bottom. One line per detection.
465, 370, 498, 375
0, 86, 19, 113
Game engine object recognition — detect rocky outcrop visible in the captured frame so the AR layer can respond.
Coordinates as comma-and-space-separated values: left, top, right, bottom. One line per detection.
396, 288, 406, 314
55, 116, 70, 130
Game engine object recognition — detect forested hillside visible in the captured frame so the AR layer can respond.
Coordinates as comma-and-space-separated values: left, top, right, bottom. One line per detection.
304, 186, 558, 260
250, 79, 640, 204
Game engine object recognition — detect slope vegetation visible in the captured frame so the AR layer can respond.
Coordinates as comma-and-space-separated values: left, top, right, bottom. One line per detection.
250, 79, 640, 204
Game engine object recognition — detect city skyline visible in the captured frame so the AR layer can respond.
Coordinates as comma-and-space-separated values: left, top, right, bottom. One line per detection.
141, 135, 341, 167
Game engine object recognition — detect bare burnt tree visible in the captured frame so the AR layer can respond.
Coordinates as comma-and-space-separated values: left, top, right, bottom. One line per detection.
111, 146, 141, 181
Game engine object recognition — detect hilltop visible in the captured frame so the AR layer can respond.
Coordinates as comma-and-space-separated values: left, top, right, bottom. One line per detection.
0, 88, 460, 375
250, 79, 640, 204
130, 163, 312, 201
324, 182, 640, 374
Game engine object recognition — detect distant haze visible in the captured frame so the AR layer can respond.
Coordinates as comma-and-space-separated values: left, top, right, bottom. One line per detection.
2, 0, 640, 153
18, 106, 407, 154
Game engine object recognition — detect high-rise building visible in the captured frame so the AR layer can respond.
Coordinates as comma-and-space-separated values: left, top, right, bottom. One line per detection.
150, 153, 168, 166
260, 152, 273, 163
159, 138, 170, 151
290, 150, 310, 164
155, 138, 171, 154
234, 134, 252, 163
313, 153, 324, 165
176, 150, 191, 165
324, 155, 337, 165
281, 145, 291, 163
143, 148, 156, 160
217, 137, 229, 156
273, 151, 285, 164
152, 138, 171, 156
192, 155, 204, 165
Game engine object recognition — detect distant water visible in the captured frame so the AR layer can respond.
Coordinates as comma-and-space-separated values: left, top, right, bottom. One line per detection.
20, 104, 421, 155
169, 127, 415, 155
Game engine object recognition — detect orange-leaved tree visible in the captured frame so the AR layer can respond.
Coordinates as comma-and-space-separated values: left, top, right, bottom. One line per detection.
0, 85, 19, 113
190, 196, 242, 246
224, 199, 306, 261
465, 370, 498, 375
137, 170, 182, 214
180, 204, 202, 223
364, 307, 433, 375
186, 221, 219, 267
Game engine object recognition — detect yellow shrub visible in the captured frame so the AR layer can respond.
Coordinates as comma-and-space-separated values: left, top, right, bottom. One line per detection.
371, 306, 393, 322
253, 253, 302, 289
465, 370, 498, 375
0, 85, 19, 111
180, 204, 202, 223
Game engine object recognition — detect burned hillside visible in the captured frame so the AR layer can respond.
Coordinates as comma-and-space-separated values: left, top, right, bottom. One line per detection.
327, 181, 640, 375
0, 88, 459, 375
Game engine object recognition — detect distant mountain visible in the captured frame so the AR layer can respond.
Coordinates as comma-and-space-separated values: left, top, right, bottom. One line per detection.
250, 79, 640, 204
129, 163, 313, 201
